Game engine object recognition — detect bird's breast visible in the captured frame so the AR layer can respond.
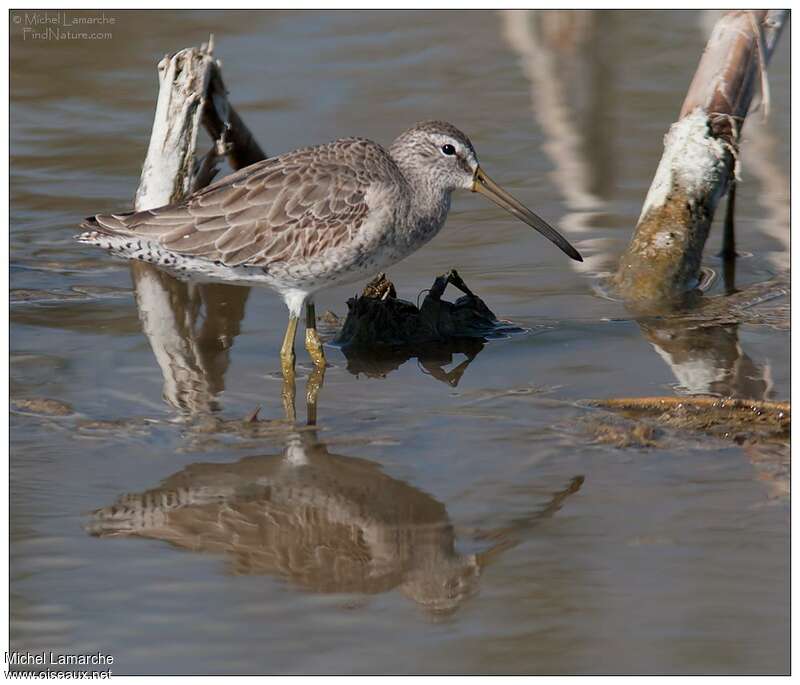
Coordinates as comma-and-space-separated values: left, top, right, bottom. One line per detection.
401, 192, 451, 252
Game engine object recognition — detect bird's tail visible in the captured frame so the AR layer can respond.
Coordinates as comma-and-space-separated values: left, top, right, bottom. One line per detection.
75, 211, 161, 259
75, 211, 137, 243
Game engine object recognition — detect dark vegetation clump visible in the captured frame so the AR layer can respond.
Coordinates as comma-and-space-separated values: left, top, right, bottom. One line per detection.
334, 270, 523, 348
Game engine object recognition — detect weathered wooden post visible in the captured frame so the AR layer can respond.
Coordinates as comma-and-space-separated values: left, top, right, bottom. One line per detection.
134, 38, 264, 211
613, 10, 788, 307
129, 39, 266, 414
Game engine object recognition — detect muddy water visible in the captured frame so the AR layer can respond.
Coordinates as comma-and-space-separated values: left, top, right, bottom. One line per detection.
10, 10, 789, 675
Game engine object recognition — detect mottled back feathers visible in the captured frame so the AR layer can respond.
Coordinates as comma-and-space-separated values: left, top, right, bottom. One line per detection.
83, 137, 403, 267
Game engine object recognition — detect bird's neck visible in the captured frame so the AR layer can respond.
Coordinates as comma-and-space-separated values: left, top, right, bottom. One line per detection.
390, 154, 452, 235
407, 182, 451, 249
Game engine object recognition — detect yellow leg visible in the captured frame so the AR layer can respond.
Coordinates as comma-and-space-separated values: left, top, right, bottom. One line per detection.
280, 315, 299, 422
304, 302, 326, 425
304, 301, 326, 369
281, 315, 299, 374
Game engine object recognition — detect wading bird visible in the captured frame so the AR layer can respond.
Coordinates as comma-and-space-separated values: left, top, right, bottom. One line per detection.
78, 121, 582, 381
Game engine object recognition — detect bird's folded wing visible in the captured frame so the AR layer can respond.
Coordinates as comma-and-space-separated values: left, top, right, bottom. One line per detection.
88, 148, 372, 267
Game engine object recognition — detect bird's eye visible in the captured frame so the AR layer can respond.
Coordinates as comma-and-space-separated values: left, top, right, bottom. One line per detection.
441, 144, 456, 156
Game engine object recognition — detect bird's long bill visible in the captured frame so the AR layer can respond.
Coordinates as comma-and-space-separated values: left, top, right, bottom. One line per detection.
472, 167, 583, 262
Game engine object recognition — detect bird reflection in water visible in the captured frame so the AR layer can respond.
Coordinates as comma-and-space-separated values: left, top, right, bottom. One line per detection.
89, 428, 583, 614
115, 263, 586, 614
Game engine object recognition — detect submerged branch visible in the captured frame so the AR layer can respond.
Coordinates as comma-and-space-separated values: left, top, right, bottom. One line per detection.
585, 395, 789, 444
587, 396, 789, 416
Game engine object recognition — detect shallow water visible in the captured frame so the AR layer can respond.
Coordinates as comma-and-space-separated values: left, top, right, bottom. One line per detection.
10, 10, 789, 675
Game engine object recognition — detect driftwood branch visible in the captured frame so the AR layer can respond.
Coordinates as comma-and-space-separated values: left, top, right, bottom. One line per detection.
613, 10, 788, 307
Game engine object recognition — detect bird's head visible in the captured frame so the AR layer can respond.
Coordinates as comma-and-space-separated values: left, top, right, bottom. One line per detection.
390, 120, 582, 262
390, 120, 480, 192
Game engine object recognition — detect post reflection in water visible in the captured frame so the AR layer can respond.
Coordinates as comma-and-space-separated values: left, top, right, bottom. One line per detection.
131, 261, 251, 415
501, 9, 615, 274
88, 429, 583, 615
638, 317, 772, 400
